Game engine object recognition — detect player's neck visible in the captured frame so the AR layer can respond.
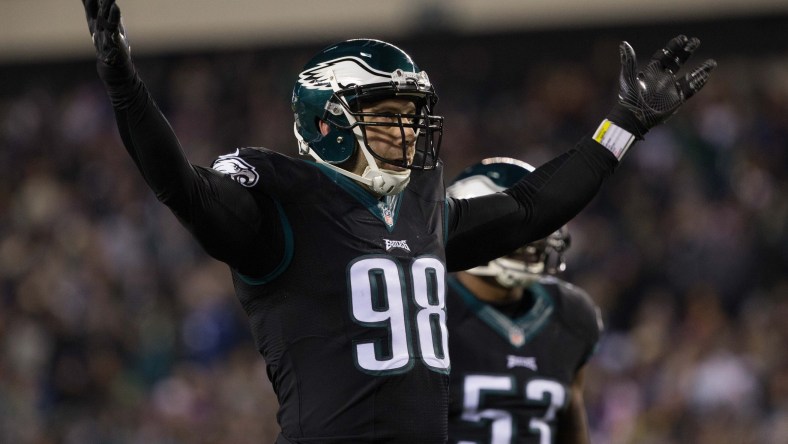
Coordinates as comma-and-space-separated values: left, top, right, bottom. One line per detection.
457, 272, 523, 304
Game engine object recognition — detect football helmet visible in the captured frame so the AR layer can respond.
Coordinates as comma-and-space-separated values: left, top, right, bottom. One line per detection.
447, 157, 571, 288
291, 39, 443, 195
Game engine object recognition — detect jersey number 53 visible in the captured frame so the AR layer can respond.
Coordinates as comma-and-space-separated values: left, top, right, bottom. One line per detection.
460, 374, 568, 444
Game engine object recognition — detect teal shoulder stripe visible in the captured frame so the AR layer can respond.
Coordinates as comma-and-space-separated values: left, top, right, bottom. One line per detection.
448, 276, 486, 311
513, 283, 555, 339
443, 199, 449, 244
235, 199, 294, 285
315, 163, 379, 207
449, 277, 556, 348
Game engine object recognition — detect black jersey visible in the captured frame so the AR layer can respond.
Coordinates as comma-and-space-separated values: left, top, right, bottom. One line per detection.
446, 276, 602, 444
214, 147, 450, 443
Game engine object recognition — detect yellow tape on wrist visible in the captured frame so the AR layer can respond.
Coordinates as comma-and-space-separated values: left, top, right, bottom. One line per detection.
593, 119, 635, 160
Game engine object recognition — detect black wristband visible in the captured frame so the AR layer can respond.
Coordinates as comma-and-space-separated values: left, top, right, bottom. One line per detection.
606, 103, 649, 140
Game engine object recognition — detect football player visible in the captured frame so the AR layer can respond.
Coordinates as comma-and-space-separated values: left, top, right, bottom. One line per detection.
446, 158, 601, 444
81, 1, 715, 442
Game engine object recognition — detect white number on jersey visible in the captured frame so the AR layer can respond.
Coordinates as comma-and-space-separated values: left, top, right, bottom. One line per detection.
459, 375, 568, 443
349, 256, 449, 374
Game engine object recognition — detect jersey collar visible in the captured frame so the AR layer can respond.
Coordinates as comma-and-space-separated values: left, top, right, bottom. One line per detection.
449, 276, 555, 348
315, 163, 403, 232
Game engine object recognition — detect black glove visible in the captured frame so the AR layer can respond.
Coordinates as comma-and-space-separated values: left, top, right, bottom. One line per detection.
82, 0, 131, 67
607, 35, 717, 139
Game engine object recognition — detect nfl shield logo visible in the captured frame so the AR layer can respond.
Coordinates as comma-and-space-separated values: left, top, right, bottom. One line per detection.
509, 329, 525, 347
383, 208, 394, 227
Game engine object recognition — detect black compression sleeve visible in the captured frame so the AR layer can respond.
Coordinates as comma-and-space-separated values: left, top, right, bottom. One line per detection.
97, 59, 199, 204
445, 137, 617, 272
95, 60, 284, 277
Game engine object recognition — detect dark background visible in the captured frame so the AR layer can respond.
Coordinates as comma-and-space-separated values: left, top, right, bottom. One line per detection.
1, 11, 787, 443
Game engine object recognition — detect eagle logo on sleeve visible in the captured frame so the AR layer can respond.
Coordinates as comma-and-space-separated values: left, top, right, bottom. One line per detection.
212, 150, 259, 187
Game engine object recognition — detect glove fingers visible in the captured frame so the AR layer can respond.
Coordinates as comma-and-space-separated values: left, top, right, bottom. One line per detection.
678, 59, 718, 99
653, 35, 701, 73
83, 0, 98, 33
98, 0, 117, 21
83, 0, 98, 18
666, 35, 700, 61
95, 0, 119, 32
619, 41, 639, 83
109, 3, 121, 28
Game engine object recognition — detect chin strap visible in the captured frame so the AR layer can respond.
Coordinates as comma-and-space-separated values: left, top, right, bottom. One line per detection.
467, 257, 543, 289
293, 123, 411, 196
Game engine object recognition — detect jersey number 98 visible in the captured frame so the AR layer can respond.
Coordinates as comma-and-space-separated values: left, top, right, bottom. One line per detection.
349, 256, 450, 374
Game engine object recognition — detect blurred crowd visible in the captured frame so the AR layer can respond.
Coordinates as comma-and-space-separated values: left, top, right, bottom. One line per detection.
1, 23, 787, 443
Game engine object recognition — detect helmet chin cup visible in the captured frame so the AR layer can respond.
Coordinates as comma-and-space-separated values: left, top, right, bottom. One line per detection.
496, 271, 540, 289
362, 166, 411, 196
467, 257, 543, 289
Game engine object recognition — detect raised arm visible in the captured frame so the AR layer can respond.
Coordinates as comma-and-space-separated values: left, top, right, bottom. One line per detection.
81, 0, 284, 277
446, 35, 716, 272
446, 139, 615, 272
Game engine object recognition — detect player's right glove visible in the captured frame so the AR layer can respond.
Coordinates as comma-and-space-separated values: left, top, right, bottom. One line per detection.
81, 0, 131, 67
596, 35, 717, 159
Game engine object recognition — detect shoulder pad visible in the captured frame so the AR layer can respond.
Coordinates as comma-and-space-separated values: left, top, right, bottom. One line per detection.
542, 276, 603, 343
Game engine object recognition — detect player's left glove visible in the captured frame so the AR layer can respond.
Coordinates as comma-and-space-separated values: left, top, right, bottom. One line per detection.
608, 35, 717, 138
596, 35, 717, 159
82, 0, 131, 67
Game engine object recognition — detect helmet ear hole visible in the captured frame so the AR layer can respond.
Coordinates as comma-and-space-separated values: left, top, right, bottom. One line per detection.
318, 120, 331, 136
